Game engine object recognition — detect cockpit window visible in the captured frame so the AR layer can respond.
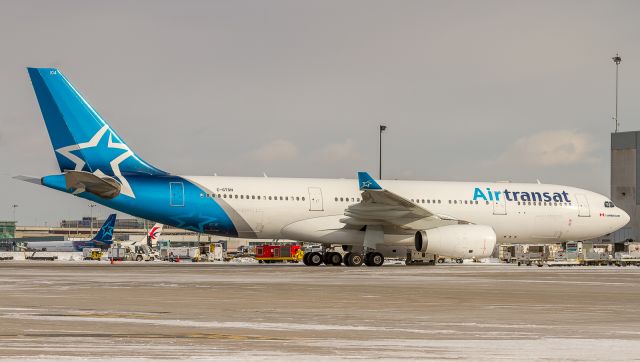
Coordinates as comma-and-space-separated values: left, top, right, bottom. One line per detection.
604, 201, 615, 208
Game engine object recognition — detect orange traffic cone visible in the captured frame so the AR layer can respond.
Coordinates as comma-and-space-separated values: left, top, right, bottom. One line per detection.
176, 256, 180, 263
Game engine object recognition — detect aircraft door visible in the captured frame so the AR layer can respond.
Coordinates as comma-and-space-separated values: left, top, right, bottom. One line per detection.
492, 194, 507, 215
170, 182, 185, 207
308, 187, 324, 211
576, 194, 590, 217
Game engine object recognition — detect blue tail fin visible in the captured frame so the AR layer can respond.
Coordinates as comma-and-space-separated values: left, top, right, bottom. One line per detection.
93, 214, 116, 243
27, 68, 167, 181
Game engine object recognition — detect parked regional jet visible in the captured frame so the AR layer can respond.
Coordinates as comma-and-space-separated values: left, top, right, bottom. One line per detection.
16, 68, 630, 266
22, 214, 117, 252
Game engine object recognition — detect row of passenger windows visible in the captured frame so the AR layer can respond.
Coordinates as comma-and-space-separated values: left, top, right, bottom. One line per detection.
443, 200, 572, 207
412, 199, 573, 207
205, 192, 571, 207
407, 198, 572, 207
336, 197, 361, 202
204, 194, 306, 201
517, 201, 571, 206
413, 199, 443, 204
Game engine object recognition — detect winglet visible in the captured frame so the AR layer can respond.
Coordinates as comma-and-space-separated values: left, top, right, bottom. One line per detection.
358, 172, 382, 190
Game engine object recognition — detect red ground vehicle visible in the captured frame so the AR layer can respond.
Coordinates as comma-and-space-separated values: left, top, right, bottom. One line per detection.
255, 245, 303, 263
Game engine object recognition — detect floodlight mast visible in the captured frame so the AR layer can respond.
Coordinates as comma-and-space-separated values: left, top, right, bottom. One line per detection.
379, 125, 387, 179
613, 53, 622, 133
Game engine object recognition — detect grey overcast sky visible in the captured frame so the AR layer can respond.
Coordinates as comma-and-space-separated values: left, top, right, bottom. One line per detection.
1, 0, 639, 225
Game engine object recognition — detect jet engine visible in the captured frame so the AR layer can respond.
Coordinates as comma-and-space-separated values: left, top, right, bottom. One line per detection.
414, 224, 496, 258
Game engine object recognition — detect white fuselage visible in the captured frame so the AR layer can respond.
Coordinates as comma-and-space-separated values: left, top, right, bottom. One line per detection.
183, 176, 629, 247
24, 241, 74, 252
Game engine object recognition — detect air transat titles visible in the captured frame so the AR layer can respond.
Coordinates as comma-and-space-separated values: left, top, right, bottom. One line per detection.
473, 187, 570, 203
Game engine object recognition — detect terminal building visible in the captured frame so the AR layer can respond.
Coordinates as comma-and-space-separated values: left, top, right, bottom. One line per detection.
611, 131, 640, 242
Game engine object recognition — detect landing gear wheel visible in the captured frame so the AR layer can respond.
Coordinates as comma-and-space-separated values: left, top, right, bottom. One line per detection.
366, 252, 384, 267
347, 252, 363, 267
302, 253, 311, 266
364, 252, 373, 266
328, 252, 342, 266
323, 252, 333, 266
307, 252, 323, 266
343, 252, 352, 266
369, 252, 384, 266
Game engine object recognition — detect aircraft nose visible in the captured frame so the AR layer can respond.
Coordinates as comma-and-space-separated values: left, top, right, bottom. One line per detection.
621, 209, 630, 226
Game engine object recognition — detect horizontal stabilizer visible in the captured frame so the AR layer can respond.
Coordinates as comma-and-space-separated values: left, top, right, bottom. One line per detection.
64, 171, 121, 199
13, 175, 42, 185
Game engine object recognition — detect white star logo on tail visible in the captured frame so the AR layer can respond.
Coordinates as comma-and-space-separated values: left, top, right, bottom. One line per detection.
55, 125, 136, 198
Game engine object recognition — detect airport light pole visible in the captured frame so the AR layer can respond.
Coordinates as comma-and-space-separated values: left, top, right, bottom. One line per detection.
613, 53, 622, 133
379, 125, 387, 179
11, 204, 18, 224
89, 203, 96, 235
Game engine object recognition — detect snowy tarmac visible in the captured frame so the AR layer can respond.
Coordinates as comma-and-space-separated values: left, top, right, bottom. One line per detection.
0, 262, 639, 360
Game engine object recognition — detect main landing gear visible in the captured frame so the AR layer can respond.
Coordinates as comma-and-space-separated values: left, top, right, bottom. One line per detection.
343, 252, 363, 267
364, 251, 384, 267
302, 250, 384, 267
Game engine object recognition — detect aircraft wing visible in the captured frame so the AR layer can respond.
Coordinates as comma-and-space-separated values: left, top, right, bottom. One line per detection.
340, 172, 463, 231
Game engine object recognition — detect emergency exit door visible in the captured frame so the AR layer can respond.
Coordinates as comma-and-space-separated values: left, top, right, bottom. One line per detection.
308, 187, 324, 211
492, 194, 507, 215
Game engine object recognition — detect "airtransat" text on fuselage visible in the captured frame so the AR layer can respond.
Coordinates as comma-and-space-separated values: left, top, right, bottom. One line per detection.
473, 187, 570, 202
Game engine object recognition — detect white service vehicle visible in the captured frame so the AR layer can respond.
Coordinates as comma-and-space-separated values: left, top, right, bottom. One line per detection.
207, 243, 224, 261
161, 247, 200, 262
129, 245, 155, 261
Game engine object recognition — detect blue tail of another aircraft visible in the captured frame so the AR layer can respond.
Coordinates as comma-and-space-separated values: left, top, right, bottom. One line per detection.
93, 214, 116, 243
27, 68, 167, 198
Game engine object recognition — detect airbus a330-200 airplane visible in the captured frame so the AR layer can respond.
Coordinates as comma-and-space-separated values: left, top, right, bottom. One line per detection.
22, 214, 117, 252
16, 68, 630, 266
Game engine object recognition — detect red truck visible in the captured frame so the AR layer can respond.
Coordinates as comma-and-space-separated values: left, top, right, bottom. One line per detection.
255, 245, 303, 263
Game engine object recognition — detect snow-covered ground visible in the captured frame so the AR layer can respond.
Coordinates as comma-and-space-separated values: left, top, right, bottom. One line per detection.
1, 262, 640, 360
